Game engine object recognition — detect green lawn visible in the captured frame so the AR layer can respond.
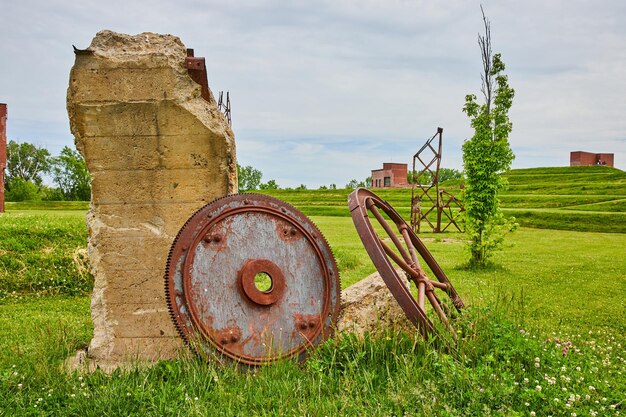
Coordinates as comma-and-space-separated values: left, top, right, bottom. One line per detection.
1, 167, 625, 416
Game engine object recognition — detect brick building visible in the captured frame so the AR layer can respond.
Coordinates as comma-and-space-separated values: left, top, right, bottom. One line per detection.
371, 163, 408, 188
0, 103, 6, 213
570, 151, 614, 167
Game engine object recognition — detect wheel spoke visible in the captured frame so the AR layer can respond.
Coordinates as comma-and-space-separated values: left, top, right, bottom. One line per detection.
417, 280, 426, 310
380, 240, 423, 283
425, 289, 451, 329
368, 201, 416, 267
399, 225, 420, 267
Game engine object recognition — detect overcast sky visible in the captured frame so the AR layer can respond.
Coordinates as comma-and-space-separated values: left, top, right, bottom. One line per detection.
1, 0, 624, 188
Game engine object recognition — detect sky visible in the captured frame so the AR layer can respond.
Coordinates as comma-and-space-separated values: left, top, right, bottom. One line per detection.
1, 0, 625, 188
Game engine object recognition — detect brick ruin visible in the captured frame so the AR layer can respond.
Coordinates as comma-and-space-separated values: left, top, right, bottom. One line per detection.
67, 31, 237, 369
570, 151, 614, 167
371, 163, 409, 188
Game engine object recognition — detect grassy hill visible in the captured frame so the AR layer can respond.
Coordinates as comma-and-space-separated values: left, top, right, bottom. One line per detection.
5, 166, 625, 233
500, 166, 626, 232
255, 166, 626, 233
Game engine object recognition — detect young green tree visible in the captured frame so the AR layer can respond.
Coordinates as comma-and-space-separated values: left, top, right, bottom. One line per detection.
50, 146, 91, 201
462, 8, 516, 266
237, 164, 263, 192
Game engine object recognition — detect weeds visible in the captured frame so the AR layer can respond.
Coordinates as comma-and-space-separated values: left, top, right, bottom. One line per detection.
1, 303, 624, 416
0, 212, 92, 299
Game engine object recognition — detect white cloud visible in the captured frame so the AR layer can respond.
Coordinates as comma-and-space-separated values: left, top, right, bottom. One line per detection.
1, 0, 624, 188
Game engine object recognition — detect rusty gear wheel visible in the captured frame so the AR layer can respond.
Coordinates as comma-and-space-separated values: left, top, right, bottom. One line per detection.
165, 194, 340, 365
348, 188, 464, 337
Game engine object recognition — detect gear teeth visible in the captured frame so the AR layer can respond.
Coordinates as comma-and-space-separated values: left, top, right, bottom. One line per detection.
164, 193, 342, 364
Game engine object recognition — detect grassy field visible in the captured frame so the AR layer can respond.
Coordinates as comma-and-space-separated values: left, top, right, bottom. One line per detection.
1, 166, 625, 416
256, 166, 626, 233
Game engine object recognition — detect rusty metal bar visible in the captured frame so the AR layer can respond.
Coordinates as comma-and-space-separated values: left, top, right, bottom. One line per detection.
218, 91, 232, 126
425, 289, 449, 327
399, 226, 419, 267
380, 239, 450, 294
380, 240, 422, 281
185, 49, 213, 103
410, 128, 464, 233
417, 281, 425, 310
368, 200, 415, 267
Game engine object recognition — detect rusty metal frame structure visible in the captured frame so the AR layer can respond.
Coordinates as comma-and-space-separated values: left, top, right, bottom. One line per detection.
217, 91, 231, 126
349, 188, 464, 338
185, 49, 231, 127
410, 127, 464, 233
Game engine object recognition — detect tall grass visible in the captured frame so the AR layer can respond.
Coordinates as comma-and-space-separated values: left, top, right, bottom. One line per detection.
1, 300, 623, 416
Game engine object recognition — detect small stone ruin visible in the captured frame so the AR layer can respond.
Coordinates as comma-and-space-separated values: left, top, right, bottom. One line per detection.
67, 31, 237, 369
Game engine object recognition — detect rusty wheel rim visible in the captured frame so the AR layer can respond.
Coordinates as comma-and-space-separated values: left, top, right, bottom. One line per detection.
348, 188, 464, 337
166, 194, 341, 365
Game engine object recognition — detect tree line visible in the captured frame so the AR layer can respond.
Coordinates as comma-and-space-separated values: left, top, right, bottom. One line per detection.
3, 141, 468, 203
3, 141, 90, 202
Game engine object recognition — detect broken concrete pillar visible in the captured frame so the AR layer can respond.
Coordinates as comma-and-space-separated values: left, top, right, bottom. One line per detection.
67, 31, 237, 369
338, 271, 412, 336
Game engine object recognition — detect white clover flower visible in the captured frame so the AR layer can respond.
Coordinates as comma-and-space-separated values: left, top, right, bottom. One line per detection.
536, 385, 542, 392
530, 412, 536, 416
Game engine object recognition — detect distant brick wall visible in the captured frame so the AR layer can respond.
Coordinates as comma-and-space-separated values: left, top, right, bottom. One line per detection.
0, 104, 6, 213
570, 151, 614, 167
371, 163, 408, 188
597, 153, 614, 167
